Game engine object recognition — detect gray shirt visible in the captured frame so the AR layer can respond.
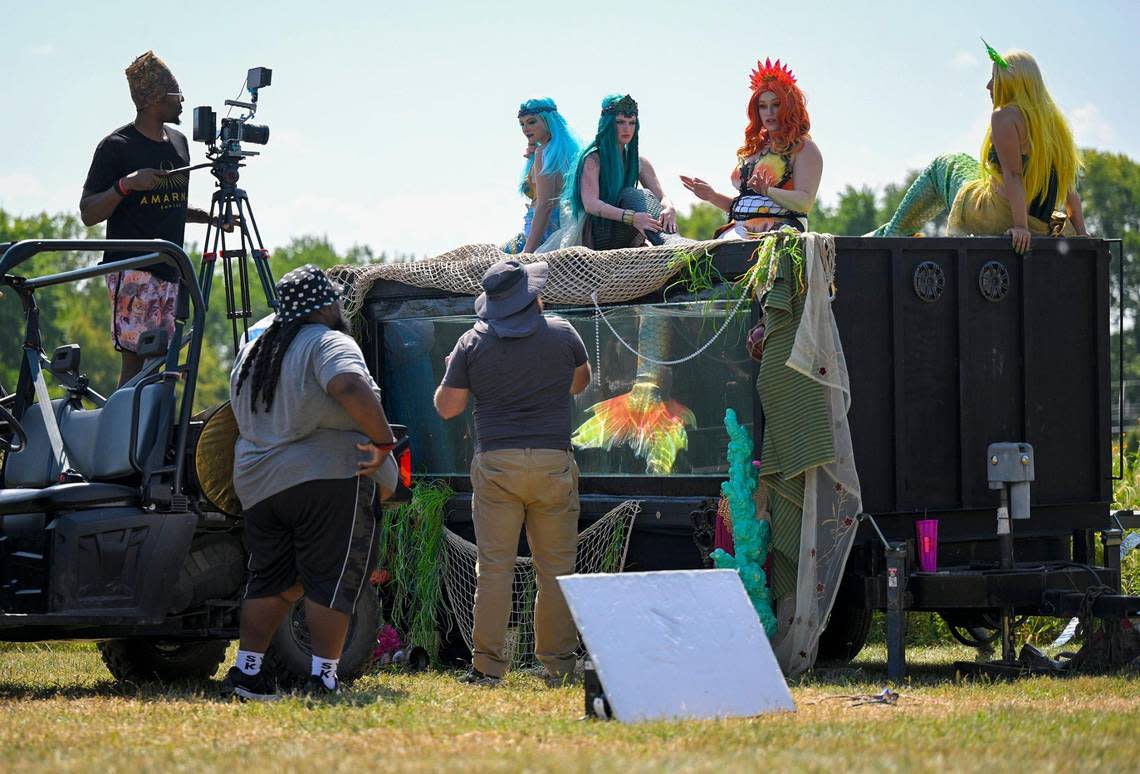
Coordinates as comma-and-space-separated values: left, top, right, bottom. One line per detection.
229, 324, 380, 509
441, 315, 587, 452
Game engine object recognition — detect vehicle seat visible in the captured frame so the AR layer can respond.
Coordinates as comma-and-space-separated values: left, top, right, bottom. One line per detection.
2, 383, 167, 508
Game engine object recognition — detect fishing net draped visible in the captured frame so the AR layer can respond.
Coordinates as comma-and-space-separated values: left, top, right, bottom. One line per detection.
329, 240, 726, 319
443, 500, 640, 668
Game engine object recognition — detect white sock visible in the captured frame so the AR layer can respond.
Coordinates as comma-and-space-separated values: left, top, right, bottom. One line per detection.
236, 649, 263, 676
312, 655, 338, 689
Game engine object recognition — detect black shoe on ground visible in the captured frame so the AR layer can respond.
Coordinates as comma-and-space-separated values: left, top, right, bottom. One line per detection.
297, 675, 342, 699
542, 671, 580, 688
457, 667, 501, 687
220, 666, 279, 701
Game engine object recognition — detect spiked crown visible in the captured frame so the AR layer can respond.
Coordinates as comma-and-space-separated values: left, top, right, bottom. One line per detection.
750, 58, 797, 91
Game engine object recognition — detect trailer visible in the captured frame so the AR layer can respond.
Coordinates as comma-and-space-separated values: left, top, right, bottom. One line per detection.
359, 235, 1140, 677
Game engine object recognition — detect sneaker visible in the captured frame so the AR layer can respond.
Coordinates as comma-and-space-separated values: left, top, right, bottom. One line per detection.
297, 675, 342, 699
220, 666, 279, 701
457, 667, 501, 687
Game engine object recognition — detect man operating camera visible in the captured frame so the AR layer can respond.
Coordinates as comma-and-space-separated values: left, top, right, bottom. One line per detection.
79, 51, 224, 386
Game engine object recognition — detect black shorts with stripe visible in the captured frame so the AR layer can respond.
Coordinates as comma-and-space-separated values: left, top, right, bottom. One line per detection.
242, 477, 378, 614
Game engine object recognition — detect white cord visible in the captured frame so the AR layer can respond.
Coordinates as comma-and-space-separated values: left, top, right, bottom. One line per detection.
590, 290, 751, 367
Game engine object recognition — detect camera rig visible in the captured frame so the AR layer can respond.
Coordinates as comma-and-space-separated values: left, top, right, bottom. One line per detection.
185, 66, 278, 350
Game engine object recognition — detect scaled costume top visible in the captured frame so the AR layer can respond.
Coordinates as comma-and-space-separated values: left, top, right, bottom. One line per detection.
716, 147, 808, 239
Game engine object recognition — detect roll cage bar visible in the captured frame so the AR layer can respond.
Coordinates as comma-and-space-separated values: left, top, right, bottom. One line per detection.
0, 240, 207, 507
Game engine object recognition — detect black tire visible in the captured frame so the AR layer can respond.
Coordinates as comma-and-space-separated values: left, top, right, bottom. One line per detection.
98, 638, 230, 683
263, 589, 381, 686
168, 532, 247, 614
815, 573, 873, 664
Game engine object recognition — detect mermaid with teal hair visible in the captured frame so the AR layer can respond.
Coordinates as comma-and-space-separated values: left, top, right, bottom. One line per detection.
501, 98, 581, 254
540, 93, 678, 251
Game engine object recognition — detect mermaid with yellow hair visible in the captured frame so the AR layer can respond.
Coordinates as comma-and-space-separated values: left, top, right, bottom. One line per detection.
872, 41, 1088, 250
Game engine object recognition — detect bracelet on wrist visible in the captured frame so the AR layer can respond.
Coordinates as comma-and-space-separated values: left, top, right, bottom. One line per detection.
621, 209, 635, 226
370, 439, 398, 451
115, 178, 131, 197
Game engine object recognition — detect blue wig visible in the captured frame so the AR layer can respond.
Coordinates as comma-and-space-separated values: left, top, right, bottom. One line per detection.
565, 93, 641, 219
517, 98, 581, 197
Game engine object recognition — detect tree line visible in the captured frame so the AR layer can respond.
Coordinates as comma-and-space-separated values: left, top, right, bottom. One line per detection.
2, 148, 1137, 411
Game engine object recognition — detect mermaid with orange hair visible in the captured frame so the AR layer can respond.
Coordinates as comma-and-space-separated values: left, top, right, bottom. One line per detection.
681, 58, 823, 237
871, 40, 1088, 250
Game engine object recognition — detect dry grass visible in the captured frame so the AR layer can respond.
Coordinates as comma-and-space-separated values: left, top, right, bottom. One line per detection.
1, 642, 1139, 772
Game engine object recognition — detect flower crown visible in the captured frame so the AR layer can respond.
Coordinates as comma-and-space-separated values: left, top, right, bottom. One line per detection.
518, 102, 558, 119
750, 58, 796, 91
601, 94, 638, 116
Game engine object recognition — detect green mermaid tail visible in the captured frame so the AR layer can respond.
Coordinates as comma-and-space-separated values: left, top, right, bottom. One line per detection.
870, 153, 980, 236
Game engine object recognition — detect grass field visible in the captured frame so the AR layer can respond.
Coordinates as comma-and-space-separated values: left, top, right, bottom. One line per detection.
1, 641, 1138, 772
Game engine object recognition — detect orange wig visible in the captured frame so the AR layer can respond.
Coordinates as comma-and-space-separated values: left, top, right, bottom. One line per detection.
737, 67, 811, 159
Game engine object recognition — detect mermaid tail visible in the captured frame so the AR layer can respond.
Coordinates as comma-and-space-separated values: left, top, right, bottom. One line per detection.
573, 310, 695, 473
870, 153, 980, 236
573, 381, 695, 473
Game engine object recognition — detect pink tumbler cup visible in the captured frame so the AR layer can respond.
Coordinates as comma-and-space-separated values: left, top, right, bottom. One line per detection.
916, 519, 938, 572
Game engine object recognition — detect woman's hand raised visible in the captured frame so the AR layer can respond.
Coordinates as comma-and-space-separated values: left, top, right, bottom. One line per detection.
680, 175, 715, 202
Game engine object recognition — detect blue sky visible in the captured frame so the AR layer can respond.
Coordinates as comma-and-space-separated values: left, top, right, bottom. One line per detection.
2, 0, 1137, 256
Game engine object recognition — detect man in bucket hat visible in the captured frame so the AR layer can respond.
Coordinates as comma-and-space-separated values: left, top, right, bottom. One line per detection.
435, 260, 592, 686
221, 265, 399, 700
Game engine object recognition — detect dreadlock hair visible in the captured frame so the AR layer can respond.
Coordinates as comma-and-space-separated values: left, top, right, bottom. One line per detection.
234, 317, 307, 413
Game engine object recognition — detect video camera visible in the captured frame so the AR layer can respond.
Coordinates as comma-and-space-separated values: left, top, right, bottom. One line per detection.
192, 66, 272, 161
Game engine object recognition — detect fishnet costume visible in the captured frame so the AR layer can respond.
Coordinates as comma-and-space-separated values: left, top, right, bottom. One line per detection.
329, 240, 725, 320
443, 500, 640, 669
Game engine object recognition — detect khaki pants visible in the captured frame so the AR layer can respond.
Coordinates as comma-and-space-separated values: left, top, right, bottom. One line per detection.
470, 448, 580, 677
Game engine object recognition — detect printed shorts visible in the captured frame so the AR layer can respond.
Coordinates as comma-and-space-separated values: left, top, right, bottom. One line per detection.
106, 269, 179, 353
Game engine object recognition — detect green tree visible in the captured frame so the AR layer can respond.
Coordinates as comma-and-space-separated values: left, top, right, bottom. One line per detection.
0, 211, 102, 394
810, 185, 879, 235
676, 202, 725, 241
1081, 149, 1140, 349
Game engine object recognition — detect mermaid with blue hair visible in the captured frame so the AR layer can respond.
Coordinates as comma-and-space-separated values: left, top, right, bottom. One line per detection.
540, 93, 678, 251
501, 98, 581, 254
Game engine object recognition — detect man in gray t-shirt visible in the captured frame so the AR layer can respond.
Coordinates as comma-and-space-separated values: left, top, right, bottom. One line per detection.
221, 265, 398, 702
435, 260, 591, 686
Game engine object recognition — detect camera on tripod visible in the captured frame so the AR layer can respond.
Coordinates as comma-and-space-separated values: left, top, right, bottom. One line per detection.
192, 66, 272, 160
188, 66, 280, 352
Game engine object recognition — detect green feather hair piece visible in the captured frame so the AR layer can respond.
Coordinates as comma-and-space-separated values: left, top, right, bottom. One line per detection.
981, 37, 1009, 70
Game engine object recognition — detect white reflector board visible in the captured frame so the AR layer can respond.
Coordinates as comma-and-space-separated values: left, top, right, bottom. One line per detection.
557, 569, 794, 722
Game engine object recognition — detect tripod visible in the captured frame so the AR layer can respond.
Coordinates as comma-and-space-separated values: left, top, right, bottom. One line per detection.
198, 154, 278, 352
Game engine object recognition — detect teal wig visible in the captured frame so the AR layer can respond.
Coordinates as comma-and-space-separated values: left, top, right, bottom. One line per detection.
565, 93, 641, 219
517, 98, 581, 197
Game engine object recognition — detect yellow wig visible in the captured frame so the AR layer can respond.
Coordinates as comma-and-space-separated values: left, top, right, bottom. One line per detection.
979, 50, 1080, 211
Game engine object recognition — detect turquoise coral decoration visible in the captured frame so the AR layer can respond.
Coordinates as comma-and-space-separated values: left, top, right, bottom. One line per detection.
710, 408, 778, 637
981, 37, 1009, 70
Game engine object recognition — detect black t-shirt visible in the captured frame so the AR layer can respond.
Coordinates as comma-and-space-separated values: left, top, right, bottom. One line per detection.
441, 315, 589, 452
83, 124, 191, 282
